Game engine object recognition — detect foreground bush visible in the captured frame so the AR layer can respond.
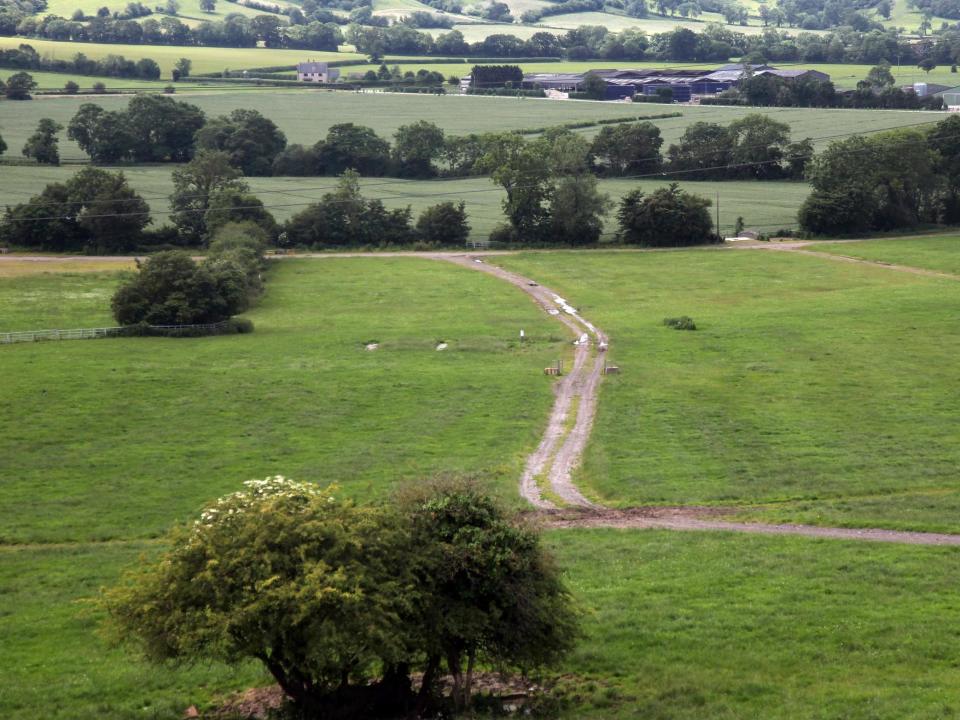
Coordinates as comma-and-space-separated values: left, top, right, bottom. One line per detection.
104, 478, 578, 718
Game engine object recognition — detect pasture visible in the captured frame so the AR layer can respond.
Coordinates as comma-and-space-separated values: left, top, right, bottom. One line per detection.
0, 258, 565, 544
4, 247, 960, 719
550, 529, 960, 719
496, 245, 960, 531
816, 233, 960, 275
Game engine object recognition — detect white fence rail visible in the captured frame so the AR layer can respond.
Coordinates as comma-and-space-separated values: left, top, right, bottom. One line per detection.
0, 321, 233, 345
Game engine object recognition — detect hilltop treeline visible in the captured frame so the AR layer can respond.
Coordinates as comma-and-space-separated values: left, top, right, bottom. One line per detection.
0, 9, 945, 67
6, 114, 960, 249
52, 94, 814, 184
0, 8, 344, 50
346, 24, 931, 65
0, 44, 163, 79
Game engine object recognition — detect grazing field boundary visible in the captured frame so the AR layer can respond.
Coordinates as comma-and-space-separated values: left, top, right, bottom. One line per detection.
0, 320, 233, 344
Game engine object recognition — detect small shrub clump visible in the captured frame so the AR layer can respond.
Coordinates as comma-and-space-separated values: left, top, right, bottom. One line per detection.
663, 316, 697, 330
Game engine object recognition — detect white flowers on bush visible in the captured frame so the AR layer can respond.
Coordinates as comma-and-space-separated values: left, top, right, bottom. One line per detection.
194, 475, 333, 531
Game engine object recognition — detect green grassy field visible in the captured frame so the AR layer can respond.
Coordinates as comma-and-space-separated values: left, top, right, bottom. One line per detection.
814, 233, 960, 275
40, 0, 270, 26
0, 270, 126, 330
0, 36, 358, 76
879, 0, 955, 32
0, 258, 564, 544
496, 247, 960, 531
13, 70, 220, 91
0, 541, 269, 719
550, 529, 960, 719
5, 247, 960, 718
7, 527, 960, 718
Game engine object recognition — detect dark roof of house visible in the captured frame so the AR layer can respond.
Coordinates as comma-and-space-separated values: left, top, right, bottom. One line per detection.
298, 62, 330, 72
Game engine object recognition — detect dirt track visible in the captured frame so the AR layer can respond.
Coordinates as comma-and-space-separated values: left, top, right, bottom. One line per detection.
438, 255, 604, 509
537, 507, 960, 546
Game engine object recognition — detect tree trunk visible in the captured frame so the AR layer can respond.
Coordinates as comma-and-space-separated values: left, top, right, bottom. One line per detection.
447, 650, 464, 710
414, 655, 441, 718
261, 657, 305, 707
464, 649, 476, 708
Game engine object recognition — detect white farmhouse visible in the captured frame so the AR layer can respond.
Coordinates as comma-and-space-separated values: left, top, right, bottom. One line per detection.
297, 62, 340, 83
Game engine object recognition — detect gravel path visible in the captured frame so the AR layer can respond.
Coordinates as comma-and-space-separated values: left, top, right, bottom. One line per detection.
538, 507, 960, 546
438, 255, 605, 509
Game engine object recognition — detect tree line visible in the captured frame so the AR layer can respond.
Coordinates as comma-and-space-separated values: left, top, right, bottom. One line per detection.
0, 7, 941, 68
800, 114, 960, 235
345, 23, 930, 66
1, 10, 344, 51
55, 96, 813, 186
6, 111, 960, 251
0, 45, 164, 80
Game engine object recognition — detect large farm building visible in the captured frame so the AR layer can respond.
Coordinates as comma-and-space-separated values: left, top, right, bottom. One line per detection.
520, 64, 830, 101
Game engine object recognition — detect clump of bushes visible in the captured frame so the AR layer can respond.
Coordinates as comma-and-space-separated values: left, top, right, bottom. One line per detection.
103, 477, 579, 718
110, 221, 266, 331
618, 183, 720, 248
663, 316, 697, 330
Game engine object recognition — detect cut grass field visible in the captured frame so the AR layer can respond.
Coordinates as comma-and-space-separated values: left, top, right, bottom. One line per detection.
0, 166, 811, 237
814, 233, 960, 275
532, 10, 778, 35
496, 245, 960, 531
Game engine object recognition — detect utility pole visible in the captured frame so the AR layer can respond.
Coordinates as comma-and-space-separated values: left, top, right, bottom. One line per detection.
716, 191, 721, 236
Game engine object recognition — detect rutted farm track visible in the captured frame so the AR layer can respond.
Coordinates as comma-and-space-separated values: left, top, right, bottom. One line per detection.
439, 255, 605, 510
432, 251, 960, 547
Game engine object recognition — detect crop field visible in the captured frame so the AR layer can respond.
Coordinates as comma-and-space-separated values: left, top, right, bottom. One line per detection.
496, 245, 960, 532
0, 90, 946, 161
0, 163, 811, 236
816, 233, 960, 275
